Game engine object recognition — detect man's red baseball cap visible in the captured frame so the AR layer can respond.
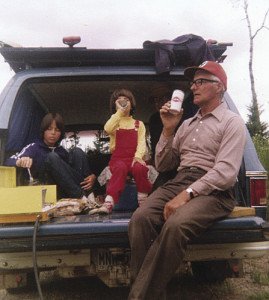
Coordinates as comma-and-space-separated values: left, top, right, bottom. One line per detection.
184, 61, 227, 90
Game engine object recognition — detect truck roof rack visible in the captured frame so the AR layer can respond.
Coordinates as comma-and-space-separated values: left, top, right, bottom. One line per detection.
0, 44, 230, 73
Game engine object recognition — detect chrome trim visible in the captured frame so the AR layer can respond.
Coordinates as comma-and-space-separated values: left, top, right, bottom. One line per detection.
246, 171, 268, 177
185, 241, 269, 261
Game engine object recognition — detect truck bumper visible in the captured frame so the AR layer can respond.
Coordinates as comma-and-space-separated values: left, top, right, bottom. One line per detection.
0, 241, 269, 272
186, 240, 269, 261
1, 241, 268, 289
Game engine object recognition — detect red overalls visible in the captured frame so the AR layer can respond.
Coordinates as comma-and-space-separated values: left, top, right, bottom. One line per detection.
106, 120, 152, 203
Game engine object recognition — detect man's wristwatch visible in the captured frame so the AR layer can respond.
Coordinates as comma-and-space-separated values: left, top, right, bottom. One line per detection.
186, 187, 195, 199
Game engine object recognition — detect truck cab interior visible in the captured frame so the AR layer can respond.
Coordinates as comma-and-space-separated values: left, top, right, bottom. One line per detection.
4, 76, 196, 170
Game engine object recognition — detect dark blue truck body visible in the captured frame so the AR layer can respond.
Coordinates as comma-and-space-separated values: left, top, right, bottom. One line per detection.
0, 214, 268, 252
0, 40, 268, 289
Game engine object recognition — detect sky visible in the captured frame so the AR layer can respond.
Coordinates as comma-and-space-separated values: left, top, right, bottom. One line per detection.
0, 0, 268, 123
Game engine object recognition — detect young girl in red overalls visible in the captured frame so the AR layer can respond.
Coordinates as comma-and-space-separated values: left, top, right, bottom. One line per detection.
90, 89, 152, 214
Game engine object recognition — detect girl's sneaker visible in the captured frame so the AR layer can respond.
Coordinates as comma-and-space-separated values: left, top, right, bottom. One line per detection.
89, 195, 114, 215
87, 192, 102, 209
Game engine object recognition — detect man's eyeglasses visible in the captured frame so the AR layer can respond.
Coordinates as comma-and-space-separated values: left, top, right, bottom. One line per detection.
190, 78, 219, 87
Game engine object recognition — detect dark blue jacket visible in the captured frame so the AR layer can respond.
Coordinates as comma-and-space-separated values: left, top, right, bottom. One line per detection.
5, 140, 69, 179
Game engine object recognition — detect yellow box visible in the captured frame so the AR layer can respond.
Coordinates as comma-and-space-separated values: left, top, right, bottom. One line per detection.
0, 185, 57, 214
0, 166, 16, 188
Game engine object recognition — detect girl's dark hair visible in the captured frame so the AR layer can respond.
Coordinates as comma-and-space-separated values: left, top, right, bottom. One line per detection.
110, 88, 136, 115
40, 113, 65, 142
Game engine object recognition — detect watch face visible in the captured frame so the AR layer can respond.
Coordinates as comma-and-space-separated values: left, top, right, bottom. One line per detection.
186, 188, 194, 198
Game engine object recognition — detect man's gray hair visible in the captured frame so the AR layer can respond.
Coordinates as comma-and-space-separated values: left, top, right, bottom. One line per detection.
210, 74, 225, 97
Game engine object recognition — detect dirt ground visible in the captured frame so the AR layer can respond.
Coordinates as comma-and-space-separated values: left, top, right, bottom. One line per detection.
0, 254, 269, 300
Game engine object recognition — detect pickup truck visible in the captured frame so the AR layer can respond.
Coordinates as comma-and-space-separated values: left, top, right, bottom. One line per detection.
0, 36, 268, 291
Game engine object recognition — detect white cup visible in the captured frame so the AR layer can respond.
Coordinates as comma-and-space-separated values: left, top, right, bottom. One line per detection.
170, 90, 184, 114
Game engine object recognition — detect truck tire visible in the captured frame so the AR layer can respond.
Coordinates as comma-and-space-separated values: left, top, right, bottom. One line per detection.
191, 260, 232, 283
6, 272, 36, 293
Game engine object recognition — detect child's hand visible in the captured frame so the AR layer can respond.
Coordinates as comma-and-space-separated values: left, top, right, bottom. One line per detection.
132, 157, 146, 166
81, 174, 96, 191
16, 157, 33, 168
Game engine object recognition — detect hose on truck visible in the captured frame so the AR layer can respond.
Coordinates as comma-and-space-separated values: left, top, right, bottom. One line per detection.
33, 215, 44, 300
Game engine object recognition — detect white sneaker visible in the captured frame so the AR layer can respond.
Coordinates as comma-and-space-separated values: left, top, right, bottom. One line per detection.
87, 193, 101, 209
104, 195, 114, 204
89, 196, 114, 215
88, 201, 114, 215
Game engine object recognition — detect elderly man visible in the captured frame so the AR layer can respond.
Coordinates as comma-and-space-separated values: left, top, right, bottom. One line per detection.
128, 61, 247, 300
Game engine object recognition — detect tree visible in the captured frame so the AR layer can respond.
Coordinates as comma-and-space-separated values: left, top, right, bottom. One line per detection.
243, 0, 269, 138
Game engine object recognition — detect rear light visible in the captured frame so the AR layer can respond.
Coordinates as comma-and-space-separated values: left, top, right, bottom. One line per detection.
250, 177, 267, 206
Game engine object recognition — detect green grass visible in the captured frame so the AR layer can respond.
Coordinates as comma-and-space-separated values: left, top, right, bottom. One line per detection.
249, 271, 269, 300
248, 292, 269, 300
251, 271, 269, 285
